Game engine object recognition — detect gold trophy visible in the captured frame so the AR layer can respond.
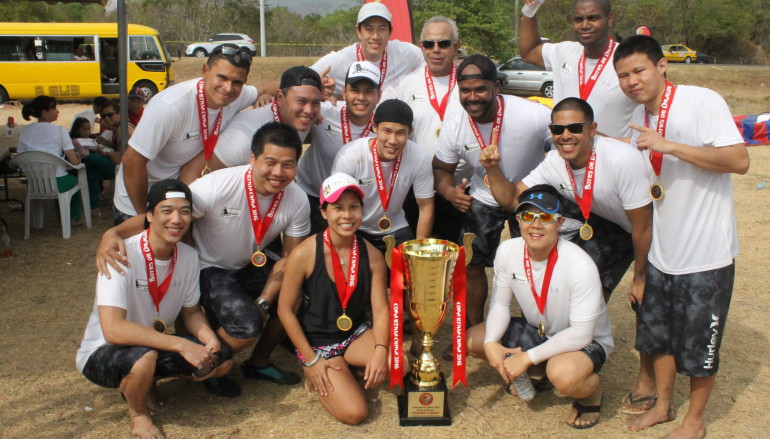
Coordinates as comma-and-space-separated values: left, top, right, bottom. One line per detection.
385, 234, 473, 427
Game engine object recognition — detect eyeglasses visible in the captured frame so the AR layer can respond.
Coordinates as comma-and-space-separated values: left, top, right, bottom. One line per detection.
548, 122, 588, 135
517, 211, 562, 224
100, 112, 116, 119
212, 44, 252, 66
421, 39, 453, 49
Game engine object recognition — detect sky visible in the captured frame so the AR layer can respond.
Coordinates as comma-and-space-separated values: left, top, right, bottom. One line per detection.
270, 0, 356, 16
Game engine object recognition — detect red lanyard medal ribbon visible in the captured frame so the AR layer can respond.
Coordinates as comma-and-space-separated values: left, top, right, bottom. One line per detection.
356, 44, 387, 88
565, 149, 597, 240
140, 229, 177, 333
644, 82, 676, 200
468, 95, 504, 187
197, 79, 223, 176
370, 139, 402, 231
244, 168, 284, 267
425, 65, 458, 121
340, 106, 373, 145
270, 100, 283, 123
578, 38, 616, 101
523, 241, 559, 337
323, 228, 360, 331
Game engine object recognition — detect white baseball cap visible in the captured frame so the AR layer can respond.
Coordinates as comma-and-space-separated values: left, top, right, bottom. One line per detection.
357, 2, 392, 25
345, 61, 381, 88
320, 173, 365, 205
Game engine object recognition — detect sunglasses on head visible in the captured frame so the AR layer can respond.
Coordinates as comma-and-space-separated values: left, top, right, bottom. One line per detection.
421, 39, 453, 49
548, 122, 588, 135
517, 211, 562, 224
212, 45, 252, 65
100, 112, 116, 119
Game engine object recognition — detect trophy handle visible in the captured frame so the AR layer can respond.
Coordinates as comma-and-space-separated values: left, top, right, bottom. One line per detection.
384, 235, 396, 268
463, 233, 475, 267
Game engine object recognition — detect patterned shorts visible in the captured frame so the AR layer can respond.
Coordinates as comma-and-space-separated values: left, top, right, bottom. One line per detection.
460, 200, 521, 267
635, 262, 734, 377
296, 321, 372, 363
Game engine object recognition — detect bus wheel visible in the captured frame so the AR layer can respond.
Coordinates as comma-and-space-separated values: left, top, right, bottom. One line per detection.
0, 86, 8, 104
134, 80, 158, 101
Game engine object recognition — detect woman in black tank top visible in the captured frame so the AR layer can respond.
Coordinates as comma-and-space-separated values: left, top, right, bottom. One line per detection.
277, 175, 394, 425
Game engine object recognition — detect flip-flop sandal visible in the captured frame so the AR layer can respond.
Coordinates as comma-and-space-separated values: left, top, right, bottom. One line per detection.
620, 392, 658, 415
567, 397, 602, 429
241, 363, 301, 386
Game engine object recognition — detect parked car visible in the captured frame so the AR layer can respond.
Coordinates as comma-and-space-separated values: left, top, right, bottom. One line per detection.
497, 57, 553, 97
185, 33, 257, 57
696, 51, 714, 64
661, 44, 698, 63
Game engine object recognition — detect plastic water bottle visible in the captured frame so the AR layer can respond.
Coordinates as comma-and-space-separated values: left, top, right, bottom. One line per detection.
758, 182, 767, 190
505, 353, 536, 401
0, 223, 11, 258
522, 0, 545, 18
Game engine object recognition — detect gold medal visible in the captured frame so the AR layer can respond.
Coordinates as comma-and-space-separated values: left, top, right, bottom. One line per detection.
377, 216, 392, 231
435, 127, 442, 138
579, 222, 594, 241
538, 320, 545, 338
153, 318, 167, 333
650, 182, 664, 201
251, 250, 267, 267
484, 174, 490, 188
200, 162, 212, 177
336, 312, 353, 331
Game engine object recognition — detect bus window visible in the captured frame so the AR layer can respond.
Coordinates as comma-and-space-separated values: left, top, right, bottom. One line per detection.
129, 35, 161, 60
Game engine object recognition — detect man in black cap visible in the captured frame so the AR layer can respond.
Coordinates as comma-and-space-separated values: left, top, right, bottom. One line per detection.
78, 179, 233, 439
332, 98, 435, 253
183, 66, 324, 175
433, 54, 551, 328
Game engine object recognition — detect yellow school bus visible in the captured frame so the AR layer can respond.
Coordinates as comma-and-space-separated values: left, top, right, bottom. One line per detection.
0, 22, 174, 103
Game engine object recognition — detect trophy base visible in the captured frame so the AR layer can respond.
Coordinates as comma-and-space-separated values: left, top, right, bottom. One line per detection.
397, 372, 451, 426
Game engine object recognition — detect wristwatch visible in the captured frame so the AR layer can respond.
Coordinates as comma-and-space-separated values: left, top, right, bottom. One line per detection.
256, 297, 272, 316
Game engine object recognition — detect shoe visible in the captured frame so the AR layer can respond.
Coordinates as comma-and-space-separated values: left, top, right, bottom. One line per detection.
620, 392, 657, 415
532, 377, 555, 392
567, 397, 602, 430
241, 363, 301, 385
203, 375, 242, 397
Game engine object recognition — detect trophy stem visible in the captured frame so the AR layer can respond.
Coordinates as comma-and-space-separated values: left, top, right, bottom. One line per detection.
411, 333, 441, 387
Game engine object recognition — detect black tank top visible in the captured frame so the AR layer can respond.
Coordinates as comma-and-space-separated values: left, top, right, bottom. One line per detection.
300, 233, 372, 346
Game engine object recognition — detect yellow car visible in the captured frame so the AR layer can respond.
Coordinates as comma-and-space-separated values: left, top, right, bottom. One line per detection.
661, 44, 698, 63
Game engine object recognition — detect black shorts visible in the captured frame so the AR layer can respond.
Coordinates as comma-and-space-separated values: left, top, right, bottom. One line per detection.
635, 262, 734, 377
112, 205, 133, 226
560, 199, 635, 297
81, 335, 233, 388
358, 226, 414, 255
460, 200, 520, 267
500, 317, 607, 374
199, 261, 275, 340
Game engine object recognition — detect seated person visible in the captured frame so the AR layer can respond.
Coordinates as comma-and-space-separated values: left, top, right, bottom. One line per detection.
277, 173, 395, 425
70, 117, 117, 215
76, 179, 232, 439
96, 99, 134, 155
71, 96, 110, 134
467, 184, 613, 429
128, 87, 146, 126
18, 95, 84, 225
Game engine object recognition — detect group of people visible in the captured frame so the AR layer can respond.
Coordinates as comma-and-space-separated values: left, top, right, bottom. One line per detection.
66, 1, 747, 438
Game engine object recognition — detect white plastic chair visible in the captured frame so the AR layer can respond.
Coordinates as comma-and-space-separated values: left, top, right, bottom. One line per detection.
9, 151, 92, 239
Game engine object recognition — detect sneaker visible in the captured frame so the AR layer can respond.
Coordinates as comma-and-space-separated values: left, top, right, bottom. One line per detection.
241, 363, 301, 386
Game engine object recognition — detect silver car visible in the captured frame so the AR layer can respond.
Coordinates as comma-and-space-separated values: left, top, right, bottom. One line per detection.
185, 33, 257, 57
497, 57, 554, 98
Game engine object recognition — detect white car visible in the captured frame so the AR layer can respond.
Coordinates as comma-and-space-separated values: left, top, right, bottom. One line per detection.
497, 57, 554, 98
185, 33, 257, 57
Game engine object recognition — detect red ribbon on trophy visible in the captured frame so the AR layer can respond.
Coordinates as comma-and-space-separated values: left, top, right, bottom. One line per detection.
389, 245, 404, 389
452, 247, 467, 387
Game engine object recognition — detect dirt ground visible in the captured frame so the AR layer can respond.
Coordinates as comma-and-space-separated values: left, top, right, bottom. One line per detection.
0, 59, 769, 438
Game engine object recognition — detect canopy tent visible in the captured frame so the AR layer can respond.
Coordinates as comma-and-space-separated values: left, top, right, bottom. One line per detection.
1, 0, 130, 152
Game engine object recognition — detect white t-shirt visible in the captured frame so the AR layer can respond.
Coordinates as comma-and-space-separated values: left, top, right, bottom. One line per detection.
17, 122, 74, 178
76, 234, 200, 372
113, 78, 259, 215
380, 67, 463, 157
332, 137, 434, 235
435, 95, 551, 207
522, 136, 651, 232
632, 85, 743, 275
189, 165, 311, 270
484, 238, 613, 365
541, 41, 640, 138
311, 41, 425, 97
296, 101, 375, 197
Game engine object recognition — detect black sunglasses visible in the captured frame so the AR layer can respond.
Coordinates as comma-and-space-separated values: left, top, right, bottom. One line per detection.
100, 112, 116, 119
548, 122, 588, 135
421, 39, 453, 49
212, 45, 252, 65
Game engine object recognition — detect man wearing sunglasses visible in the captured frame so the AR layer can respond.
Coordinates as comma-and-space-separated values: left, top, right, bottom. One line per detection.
466, 184, 612, 429
518, 0, 638, 137
380, 16, 466, 241
310, 2, 424, 99
433, 54, 551, 328
188, 66, 323, 174
113, 44, 260, 225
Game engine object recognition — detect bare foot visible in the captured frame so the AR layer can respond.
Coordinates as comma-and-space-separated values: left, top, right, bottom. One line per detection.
626, 404, 676, 432
567, 387, 602, 429
621, 391, 658, 415
659, 420, 707, 439
130, 413, 164, 439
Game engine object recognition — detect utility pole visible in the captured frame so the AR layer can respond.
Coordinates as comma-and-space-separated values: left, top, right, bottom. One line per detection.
514, 0, 519, 52
259, 0, 266, 57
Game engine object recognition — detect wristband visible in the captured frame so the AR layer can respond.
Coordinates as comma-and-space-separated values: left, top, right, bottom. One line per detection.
375, 344, 388, 351
302, 352, 321, 367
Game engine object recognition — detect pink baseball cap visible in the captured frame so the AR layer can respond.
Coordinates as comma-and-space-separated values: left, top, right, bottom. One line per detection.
320, 172, 365, 205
